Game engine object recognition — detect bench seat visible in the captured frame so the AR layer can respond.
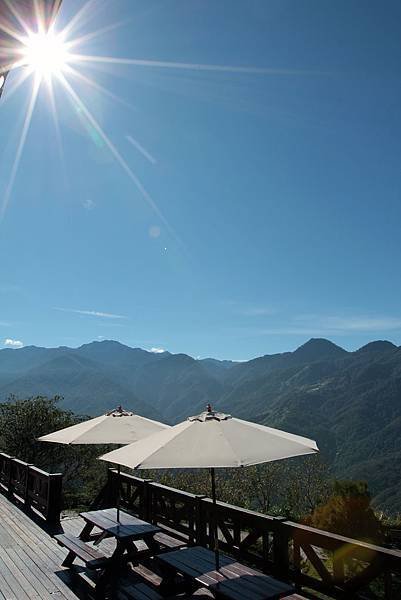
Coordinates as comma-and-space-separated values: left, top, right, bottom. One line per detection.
54, 533, 109, 569
153, 531, 186, 551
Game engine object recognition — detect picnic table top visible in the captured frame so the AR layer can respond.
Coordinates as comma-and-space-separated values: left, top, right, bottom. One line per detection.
158, 545, 295, 600
79, 507, 161, 540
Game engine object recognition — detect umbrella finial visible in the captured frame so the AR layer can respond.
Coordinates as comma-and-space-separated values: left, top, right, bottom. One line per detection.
106, 406, 134, 417
206, 403, 213, 413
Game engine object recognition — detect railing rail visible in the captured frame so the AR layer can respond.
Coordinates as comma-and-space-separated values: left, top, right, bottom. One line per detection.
107, 469, 401, 599
0, 452, 62, 526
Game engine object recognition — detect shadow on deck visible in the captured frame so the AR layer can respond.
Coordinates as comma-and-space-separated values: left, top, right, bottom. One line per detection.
0, 493, 216, 599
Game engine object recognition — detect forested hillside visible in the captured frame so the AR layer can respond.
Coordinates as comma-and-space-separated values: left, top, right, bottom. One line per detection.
1, 338, 400, 511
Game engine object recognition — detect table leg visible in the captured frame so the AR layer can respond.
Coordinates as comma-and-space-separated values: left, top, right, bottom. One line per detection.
61, 550, 77, 568
145, 534, 162, 556
79, 521, 95, 542
95, 569, 109, 600
94, 540, 127, 598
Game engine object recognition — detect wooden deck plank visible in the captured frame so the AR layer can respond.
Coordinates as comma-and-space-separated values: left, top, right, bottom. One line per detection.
4, 548, 50, 599
0, 554, 34, 600
0, 494, 80, 600
0, 569, 18, 600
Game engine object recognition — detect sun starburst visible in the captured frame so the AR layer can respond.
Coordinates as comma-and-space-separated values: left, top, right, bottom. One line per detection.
0, 0, 288, 239
20, 29, 70, 80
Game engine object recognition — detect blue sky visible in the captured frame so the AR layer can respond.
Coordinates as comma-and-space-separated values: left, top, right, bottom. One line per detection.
1, 0, 401, 360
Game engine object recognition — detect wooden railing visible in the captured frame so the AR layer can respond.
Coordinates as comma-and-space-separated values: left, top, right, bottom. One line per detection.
104, 469, 401, 599
0, 452, 62, 526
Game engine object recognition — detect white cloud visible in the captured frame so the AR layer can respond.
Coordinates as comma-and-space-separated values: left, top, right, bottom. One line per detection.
4, 338, 23, 348
321, 316, 401, 332
54, 307, 128, 320
150, 347, 166, 353
248, 314, 401, 337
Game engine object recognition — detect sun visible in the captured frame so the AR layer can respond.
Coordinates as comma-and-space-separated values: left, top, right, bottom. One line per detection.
21, 31, 70, 80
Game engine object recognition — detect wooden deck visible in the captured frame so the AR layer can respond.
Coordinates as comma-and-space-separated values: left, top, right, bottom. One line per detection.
0, 493, 216, 599
0, 493, 80, 599
0, 493, 308, 600
2, 453, 400, 599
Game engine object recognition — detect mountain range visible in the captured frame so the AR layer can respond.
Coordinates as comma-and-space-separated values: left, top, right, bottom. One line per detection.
0, 338, 400, 512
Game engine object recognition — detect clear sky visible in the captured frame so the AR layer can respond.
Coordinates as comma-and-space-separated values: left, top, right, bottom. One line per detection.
1, 0, 401, 360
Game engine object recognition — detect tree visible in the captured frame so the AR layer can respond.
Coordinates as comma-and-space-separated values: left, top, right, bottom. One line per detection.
0, 395, 110, 509
0, 395, 79, 465
275, 455, 332, 519
306, 480, 383, 543
141, 455, 331, 520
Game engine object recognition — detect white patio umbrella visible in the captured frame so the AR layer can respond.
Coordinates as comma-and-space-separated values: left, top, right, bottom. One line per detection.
38, 405, 169, 445
99, 404, 319, 569
38, 405, 170, 520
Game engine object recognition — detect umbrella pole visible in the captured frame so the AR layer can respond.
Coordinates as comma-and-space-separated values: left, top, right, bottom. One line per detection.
116, 464, 120, 523
210, 467, 220, 571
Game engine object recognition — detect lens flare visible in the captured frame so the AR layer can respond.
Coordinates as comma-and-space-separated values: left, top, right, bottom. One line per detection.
1, 0, 287, 243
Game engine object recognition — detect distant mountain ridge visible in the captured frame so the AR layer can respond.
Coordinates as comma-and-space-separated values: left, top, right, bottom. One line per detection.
1, 337, 400, 512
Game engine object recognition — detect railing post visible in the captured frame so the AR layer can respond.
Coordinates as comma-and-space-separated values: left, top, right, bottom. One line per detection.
273, 518, 290, 579
6, 455, 14, 497
46, 473, 63, 526
23, 463, 34, 507
142, 479, 153, 522
194, 495, 207, 546
108, 468, 118, 506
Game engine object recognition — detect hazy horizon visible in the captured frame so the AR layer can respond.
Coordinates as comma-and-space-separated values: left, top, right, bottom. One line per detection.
1, 335, 398, 362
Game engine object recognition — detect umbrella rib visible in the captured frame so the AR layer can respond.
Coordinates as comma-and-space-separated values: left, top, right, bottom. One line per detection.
219, 424, 243, 467
237, 418, 318, 448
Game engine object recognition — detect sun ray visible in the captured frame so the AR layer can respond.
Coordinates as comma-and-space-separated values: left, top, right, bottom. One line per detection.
69, 54, 305, 76
33, 0, 44, 34
64, 64, 137, 112
1, 0, 295, 240
0, 55, 27, 74
56, 71, 181, 246
3, 0, 31, 36
0, 22, 27, 46
0, 68, 32, 103
59, 0, 98, 40
126, 135, 156, 165
66, 20, 128, 50
1, 75, 40, 219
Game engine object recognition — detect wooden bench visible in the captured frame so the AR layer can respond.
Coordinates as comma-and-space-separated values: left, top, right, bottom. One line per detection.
124, 530, 186, 558
157, 546, 295, 600
153, 531, 186, 551
54, 533, 109, 569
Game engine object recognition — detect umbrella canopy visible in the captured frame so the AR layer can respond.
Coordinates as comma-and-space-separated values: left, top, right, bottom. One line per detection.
99, 406, 318, 469
100, 404, 318, 570
38, 405, 170, 445
0, 0, 63, 96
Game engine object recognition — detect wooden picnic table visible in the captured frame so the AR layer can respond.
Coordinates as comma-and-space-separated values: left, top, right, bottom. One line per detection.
157, 546, 295, 600
55, 508, 161, 598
